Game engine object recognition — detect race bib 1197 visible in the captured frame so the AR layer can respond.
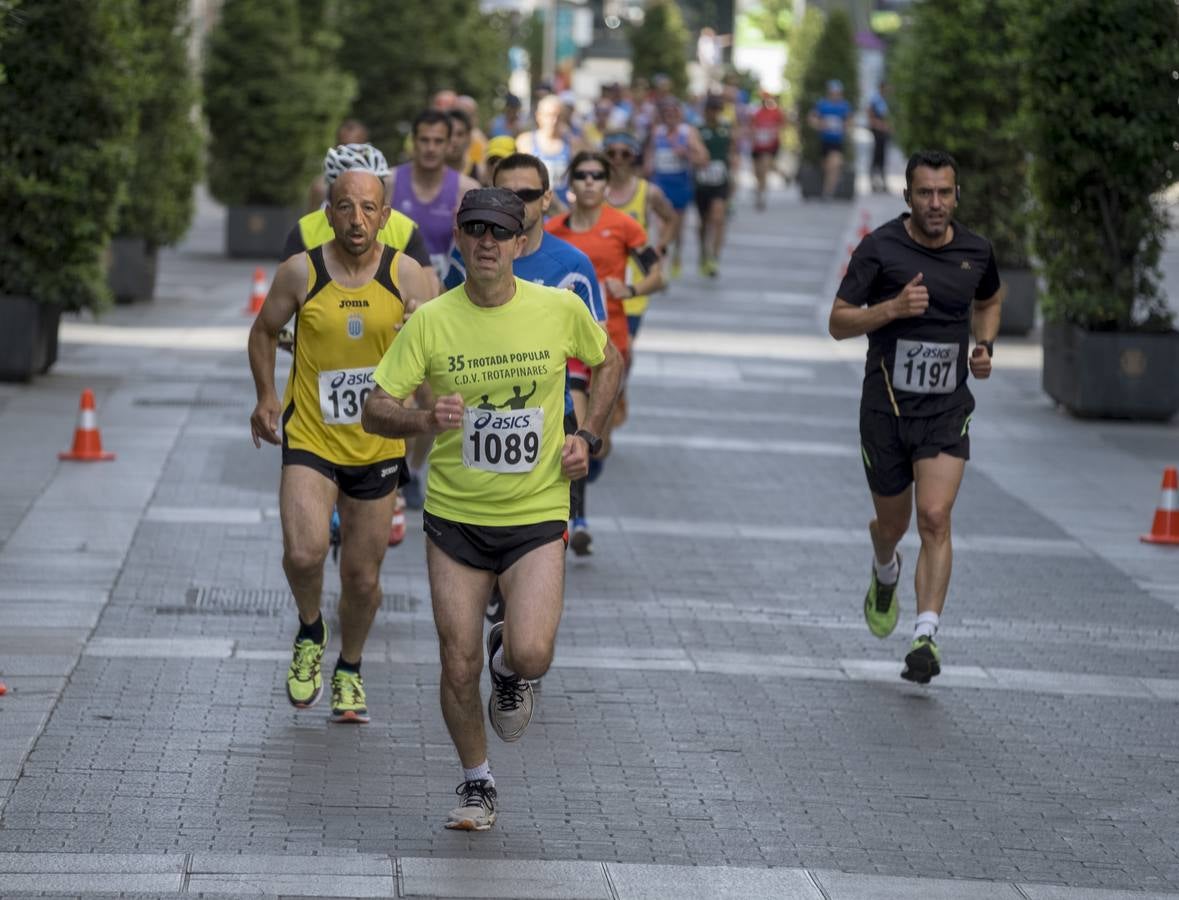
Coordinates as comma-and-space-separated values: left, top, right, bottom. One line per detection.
462, 406, 544, 474
892, 339, 958, 394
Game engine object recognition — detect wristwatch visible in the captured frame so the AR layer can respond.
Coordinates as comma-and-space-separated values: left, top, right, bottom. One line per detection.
978, 339, 994, 357
575, 428, 603, 455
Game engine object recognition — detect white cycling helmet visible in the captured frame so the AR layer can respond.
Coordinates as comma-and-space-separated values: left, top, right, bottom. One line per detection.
322, 143, 390, 185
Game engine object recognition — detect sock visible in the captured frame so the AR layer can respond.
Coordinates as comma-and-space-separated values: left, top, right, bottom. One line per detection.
914, 611, 940, 640
463, 760, 494, 786
491, 645, 515, 679
873, 553, 900, 585
334, 654, 360, 675
297, 614, 324, 644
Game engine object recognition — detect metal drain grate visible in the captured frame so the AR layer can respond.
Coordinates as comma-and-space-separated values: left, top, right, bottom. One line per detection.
157, 586, 422, 617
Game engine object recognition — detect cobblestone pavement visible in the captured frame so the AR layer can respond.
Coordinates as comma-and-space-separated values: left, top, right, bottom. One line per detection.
0, 163, 1178, 898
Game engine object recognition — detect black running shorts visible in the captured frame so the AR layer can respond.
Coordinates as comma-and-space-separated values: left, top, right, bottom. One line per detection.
423, 512, 568, 575
859, 402, 973, 497
283, 448, 408, 500
694, 183, 729, 215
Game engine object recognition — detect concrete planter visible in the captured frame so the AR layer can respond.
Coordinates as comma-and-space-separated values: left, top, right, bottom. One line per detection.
1042, 321, 1179, 420
798, 162, 855, 201
0, 295, 61, 382
108, 236, 159, 303
226, 205, 296, 259
998, 268, 1036, 336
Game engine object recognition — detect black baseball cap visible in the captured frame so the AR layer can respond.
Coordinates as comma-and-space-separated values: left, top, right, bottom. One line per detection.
456, 188, 525, 234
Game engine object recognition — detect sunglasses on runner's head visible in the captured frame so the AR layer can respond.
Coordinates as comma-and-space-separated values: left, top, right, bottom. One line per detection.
571, 170, 607, 182
460, 221, 519, 241
511, 187, 546, 203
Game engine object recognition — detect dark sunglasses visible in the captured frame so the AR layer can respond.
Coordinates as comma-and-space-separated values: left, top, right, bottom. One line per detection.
605, 149, 634, 160
460, 221, 519, 241
571, 170, 607, 182
511, 187, 546, 203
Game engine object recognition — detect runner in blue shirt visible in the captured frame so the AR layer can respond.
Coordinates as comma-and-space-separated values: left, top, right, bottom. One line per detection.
808, 79, 853, 200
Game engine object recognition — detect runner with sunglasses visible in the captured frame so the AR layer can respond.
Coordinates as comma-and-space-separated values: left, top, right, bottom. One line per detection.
603, 132, 679, 339
363, 188, 624, 831
443, 153, 606, 610
546, 150, 665, 556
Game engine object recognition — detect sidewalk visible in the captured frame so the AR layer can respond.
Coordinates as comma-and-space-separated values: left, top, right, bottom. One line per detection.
0, 167, 1177, 898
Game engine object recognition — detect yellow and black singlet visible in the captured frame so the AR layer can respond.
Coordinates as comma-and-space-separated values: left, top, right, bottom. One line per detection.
281, 245, 407, 465
608, 178, 651, 317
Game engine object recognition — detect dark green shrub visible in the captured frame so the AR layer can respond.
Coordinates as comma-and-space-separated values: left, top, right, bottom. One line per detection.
1022, 0, 1179, 330
781, 6, 824, 114
629, 0, 691, 97
797, 9, 858, 166
892, 0, 1029, 268
0, 0, 139, 310
116, 0, 202, 247
204, 0, 352, 207
336, 0, 510, 155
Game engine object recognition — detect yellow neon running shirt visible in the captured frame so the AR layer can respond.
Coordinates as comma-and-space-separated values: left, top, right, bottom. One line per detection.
608, 177, 652, 317
373, 278, 607, 526
281, 245, 407, 465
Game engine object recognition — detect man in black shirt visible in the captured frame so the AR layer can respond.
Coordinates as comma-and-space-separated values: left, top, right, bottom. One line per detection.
828, 150, 1003, 684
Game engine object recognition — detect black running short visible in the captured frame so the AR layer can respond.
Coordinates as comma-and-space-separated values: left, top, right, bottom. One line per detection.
283, 448, 408, 500
859, 402, 973, 497
694, 183, 729, 215
423, 511, 568, 575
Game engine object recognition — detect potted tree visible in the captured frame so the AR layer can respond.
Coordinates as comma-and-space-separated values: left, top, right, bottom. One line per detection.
892, 0, 1036, 336
795, 9, 858, 201
1023, 0, 1179, 419
203, 0, 352, 258
109, 0, 203, 303
0, 0, 139, 381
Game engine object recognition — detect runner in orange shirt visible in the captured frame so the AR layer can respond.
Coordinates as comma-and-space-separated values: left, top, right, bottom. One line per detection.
545, 150, 664, 555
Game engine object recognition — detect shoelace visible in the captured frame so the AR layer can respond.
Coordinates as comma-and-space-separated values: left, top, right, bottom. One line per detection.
291, 639, 322, 679
492, 672, 526, 711
333, 672, 363, 704
455, 779, 496, 809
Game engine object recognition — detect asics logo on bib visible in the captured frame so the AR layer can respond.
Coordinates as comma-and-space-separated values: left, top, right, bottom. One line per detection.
474, 412, 535, 430
338, 299, 370, 308
329, 370, 375, 389
905, 342, 955, 361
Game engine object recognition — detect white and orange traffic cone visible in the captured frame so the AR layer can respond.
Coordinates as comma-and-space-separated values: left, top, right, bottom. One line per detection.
1142, 467, 1179, 545
59, 389, 115, 461
245, 267, 267, 315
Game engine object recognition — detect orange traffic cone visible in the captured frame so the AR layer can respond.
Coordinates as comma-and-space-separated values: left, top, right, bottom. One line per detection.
858, 209, 872, 239
245, 267, 267, 315
1141, 467, 1179, 545
59, 389, 115, 461
388, 494, 407, 547
0, 683, 7, 696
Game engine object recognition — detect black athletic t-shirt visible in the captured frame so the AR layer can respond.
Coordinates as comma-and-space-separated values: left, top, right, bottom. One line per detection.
837, 214, 1000, 417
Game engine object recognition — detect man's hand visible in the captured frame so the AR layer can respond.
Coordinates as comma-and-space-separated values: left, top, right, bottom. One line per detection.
969, 345, 992, 379
250, 397, 281, 447
431, 392, 465, 432
603, 277, 631, 300
891, 273, 929, 319
561, 433, 589, 480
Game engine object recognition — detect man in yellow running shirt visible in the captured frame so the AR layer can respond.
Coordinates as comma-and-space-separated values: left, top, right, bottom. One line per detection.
248, 170, 432, 726
362, 188, 624, 831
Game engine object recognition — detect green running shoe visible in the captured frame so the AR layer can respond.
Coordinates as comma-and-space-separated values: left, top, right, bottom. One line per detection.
863, 553, 902, 638
901, 635, 941, 684
330, 668, 370, 724
285, 621, 328, 708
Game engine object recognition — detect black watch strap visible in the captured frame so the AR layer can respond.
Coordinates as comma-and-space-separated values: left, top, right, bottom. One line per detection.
978, 339, 994, 357
575, 428, 602, 454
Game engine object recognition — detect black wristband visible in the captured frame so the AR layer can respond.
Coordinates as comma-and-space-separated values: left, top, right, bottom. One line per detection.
978, 339, 994, 357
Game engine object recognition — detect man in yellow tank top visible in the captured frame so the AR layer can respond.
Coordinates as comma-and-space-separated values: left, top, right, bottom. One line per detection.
363, 189, 624, 831
248, 170, 432, 726
603, 131, 679, 339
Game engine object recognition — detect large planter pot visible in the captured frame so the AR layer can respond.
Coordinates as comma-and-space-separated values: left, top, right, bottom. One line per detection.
798, 162, 855, 200
108, 236, 159, 303
1042, 322, 1179, 420
999, 268, 1037, 336
226, 205, 297, 259
0, 295, 62, 382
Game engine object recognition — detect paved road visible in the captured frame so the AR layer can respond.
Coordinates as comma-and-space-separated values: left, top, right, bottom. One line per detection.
0, 167, 1178, 898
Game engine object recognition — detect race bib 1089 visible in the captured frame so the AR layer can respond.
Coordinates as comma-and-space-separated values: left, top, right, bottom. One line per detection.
892, 339, 958, 394
318, 366, 376, 425
462, 406, 544, 474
